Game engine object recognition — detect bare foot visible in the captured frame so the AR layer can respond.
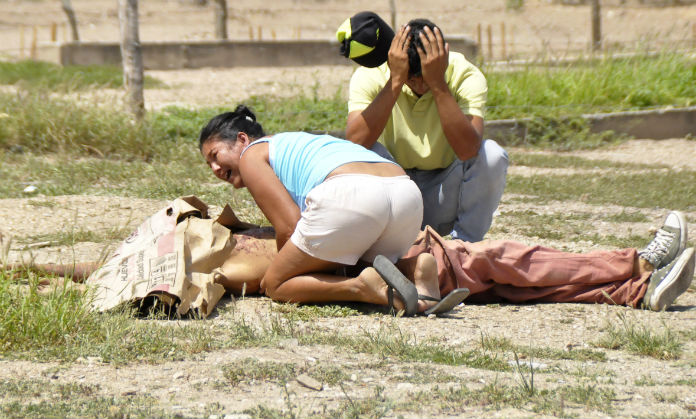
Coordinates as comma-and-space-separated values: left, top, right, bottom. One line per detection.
356, 267, 406, 312
411, 253, 441, 312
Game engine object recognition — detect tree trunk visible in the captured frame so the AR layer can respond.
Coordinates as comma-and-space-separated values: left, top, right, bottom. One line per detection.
591, 0, 601, 52
213, 0, 228, 40
60, 0, 80, 41
118, 0, 144, 120
389, 0, 397, 30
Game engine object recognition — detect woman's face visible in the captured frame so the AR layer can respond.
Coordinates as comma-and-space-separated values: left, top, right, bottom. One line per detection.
201, 136, 247, 189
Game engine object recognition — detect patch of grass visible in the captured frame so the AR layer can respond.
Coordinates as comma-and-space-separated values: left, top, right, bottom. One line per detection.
245, 385, 392, 419
391, 364, 459, 384
506, 170, 696, 212
26, 199, 56, 208
402, 380, 615, 416
21, 226, 132, 247
0, 153, 266, 222
273, 303, 361, 321
302, 323, 510, 371
595, 312, 682, 360
0, 378, 178, 418
0, 60, 162, 91
486, 52, 696, 120
480, 333, 607, 362
605, 210, 651, 223
509, 151, 667, 171
222, 357, 349, 388
0, 268, 228, 363
490, 209, 648, 249
501, 115, 626, 150
223, 358, 297, 386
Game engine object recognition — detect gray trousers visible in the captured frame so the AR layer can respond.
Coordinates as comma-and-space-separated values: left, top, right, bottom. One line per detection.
371, 140, 509, 242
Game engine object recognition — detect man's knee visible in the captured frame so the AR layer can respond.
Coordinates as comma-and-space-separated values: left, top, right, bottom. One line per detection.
479, 139, 509, 179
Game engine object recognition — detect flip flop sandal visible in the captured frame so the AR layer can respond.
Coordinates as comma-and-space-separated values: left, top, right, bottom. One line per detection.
373, 255, 418, 316
421, 288, 470, 316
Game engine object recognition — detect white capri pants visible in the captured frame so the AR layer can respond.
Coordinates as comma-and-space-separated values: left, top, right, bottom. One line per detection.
290, 174, 423, 265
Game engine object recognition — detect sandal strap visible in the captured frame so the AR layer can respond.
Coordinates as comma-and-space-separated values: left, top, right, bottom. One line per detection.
387, 286, 394, 313
418, 294, 441, 302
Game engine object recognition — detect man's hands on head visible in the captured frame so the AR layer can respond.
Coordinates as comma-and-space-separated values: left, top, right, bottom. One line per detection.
416, 26, 449, 93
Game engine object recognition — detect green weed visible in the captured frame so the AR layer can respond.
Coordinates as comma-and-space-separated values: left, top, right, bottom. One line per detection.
0, 378, 174, 419
486, 52, 696, 120
595, 312, 682, 360
506, 170, 696, 212
0, 60, 162, 91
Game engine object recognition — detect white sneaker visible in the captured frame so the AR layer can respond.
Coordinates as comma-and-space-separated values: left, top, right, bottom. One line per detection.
644, 247, 695, 311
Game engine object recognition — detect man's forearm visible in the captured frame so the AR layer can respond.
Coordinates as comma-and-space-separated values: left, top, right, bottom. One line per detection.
345, 76, 402, 147
431, 87, 483, 161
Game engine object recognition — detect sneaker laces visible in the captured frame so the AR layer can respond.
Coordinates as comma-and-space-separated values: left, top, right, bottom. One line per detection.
639, 228, 675, 267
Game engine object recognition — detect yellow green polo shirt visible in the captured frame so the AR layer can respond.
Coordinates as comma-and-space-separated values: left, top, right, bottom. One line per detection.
348, 52, 487, 170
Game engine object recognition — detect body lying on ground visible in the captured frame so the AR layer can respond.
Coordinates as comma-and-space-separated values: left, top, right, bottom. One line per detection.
10, 210, 695, 313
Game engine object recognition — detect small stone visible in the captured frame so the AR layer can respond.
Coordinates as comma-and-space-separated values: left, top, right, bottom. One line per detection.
296, 374, 323, 391
173, 371, 187, 380
121, 388, 138, 396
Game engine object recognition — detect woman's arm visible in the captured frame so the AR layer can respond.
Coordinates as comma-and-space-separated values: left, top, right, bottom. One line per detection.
239, 142, 301, 251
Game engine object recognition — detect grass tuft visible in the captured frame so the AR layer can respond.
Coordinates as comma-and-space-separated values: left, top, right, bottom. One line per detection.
595, 312, 682, 360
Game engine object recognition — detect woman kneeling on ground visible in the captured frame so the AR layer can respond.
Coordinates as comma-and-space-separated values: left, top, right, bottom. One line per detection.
198, 105, 466, 316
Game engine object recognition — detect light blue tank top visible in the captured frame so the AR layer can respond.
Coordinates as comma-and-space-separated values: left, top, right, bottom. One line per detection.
244, 132, 396, 211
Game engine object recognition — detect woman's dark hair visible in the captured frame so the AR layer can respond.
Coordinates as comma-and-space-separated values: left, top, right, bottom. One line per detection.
198, 104, 266, 150
406, 18, 441, 78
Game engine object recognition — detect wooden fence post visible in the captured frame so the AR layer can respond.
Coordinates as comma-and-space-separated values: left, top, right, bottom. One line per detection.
212, 0, 227, 40
19, 25, 25, 59
501, 22, 506, 60
591, 0, 601, 52
30, 26, 38, 60
476, 23, 482, 57
50, 22, 57, 42
486, 24, 493, 60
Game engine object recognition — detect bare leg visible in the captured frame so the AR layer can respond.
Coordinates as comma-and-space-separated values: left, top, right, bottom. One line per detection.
2, 262, 101, 282
261, 240, 410, 309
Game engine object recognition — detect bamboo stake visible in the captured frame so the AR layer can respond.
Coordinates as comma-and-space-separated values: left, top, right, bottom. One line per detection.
257, 25, 262, 40
19, 25, 25, 59
248, 25, 253, 40
501, 21, 506, 60
30, 26, 38, 60
476, 23, 481, 55
50, 22, 57, 42
486, 24, 493, 60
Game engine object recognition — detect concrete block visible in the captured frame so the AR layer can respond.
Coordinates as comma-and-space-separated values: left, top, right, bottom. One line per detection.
58, 36, 478, 70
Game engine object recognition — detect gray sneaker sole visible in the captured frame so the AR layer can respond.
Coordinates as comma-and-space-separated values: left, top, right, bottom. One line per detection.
673, 210, 688, 257
650, 247, 695, 311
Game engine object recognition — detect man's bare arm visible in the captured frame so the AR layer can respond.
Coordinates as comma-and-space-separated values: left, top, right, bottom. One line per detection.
419, 26, 483, 160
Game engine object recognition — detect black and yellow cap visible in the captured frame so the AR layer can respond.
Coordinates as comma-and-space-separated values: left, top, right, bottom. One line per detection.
336, 11, 394, 68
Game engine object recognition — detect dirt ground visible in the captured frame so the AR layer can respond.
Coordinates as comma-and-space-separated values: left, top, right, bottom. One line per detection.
1, 139, 695, 418
1, 1, 696, 417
